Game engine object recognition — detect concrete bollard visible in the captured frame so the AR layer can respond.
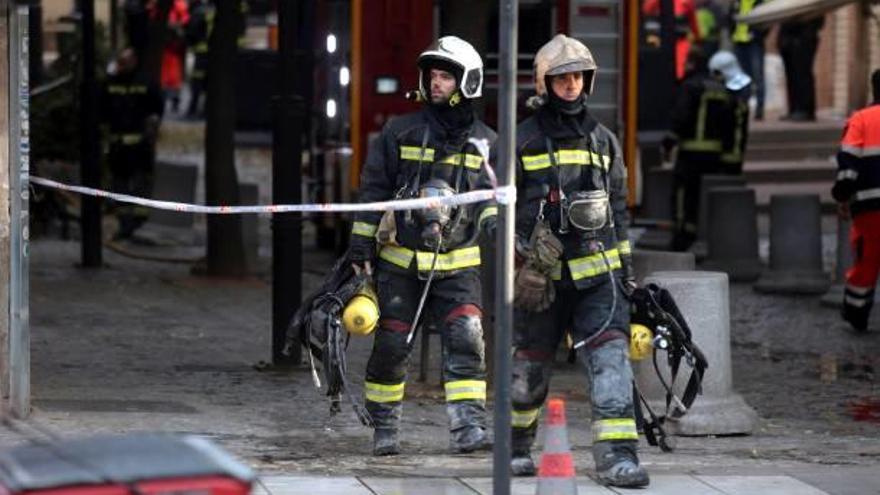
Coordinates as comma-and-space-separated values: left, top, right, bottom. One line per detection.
701, 187, 762, 282
698, 175, 747, 241
642, 167, 675, 221
754, 194, 830, 294
149, 161, 198, 228
635, 168, 675, 250
692, 175, 747, 259
635, 271, 758, 436
632, 249, 695, 285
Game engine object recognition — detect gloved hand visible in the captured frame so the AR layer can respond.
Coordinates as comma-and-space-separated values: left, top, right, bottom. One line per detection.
481, 215, 497, 241
514, 265, 555, 312
349, 236, 376, 265
529, 224, 564, 273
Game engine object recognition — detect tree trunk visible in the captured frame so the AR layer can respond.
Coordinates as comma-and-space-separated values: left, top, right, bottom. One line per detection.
204, 0, 246, 277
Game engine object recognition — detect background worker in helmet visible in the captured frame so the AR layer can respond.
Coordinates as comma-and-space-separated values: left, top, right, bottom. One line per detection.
832, 69, 880, 332
710, 50, 752, 175
100, 48, 164, 240
509, 34, 648, 488
348, 36, 498, 456
664, 47, 734, 251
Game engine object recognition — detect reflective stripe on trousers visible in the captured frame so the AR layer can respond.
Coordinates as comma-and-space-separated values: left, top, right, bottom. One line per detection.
365, 381, 405, 403
511, 407, 541, 428
592, 418, 639, 442
445, 379, 486, 402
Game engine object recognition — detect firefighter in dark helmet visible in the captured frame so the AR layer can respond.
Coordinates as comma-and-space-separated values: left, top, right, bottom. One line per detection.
348, 36, 498, 456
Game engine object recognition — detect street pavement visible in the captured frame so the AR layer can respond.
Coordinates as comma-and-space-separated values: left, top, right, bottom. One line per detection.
5, 229, 878, 495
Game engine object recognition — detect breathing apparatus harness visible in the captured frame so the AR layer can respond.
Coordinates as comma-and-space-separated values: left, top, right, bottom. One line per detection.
539, 134, 618, 350
397, 126, 474, 346
629, 283, 709, 452
287, 255, 374, 426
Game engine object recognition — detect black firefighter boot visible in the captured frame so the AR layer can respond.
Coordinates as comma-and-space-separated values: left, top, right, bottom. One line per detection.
510, 421, 537, 476
593, 440, 650, 488
372, 428, 400, 456
368, 401, 402, 456
448, 400, 491, 453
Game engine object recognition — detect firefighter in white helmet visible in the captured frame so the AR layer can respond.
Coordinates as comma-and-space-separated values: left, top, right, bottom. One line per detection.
510, 34, 649, 488
348, 36, 498, 456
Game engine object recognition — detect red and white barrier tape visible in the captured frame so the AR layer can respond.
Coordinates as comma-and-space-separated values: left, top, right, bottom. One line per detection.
30, 176, 515, 215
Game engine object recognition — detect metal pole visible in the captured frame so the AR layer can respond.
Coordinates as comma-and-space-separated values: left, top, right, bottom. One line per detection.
271, 0, 305, 365
9, 1, 30, 418
79, 0, 101, 267
493, 0, 517, 493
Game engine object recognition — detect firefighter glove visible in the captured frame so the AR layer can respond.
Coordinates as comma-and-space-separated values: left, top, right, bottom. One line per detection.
349, 236, 376, 264
528, 222, 564, 273
514, 265, 555, 312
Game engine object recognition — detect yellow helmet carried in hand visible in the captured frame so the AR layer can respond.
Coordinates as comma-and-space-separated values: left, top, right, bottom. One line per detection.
342, 286, 380, 336
629, 324, 654, 361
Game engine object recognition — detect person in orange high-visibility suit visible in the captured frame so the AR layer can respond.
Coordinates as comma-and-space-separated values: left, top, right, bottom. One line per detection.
643, 0, 701, 80
832, 70, 880, 332
149, 0, 190, 113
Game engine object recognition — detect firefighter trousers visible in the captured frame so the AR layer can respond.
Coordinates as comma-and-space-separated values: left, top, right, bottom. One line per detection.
511, 276, 640, 463
843, 211, 880, 330
109, 142, 154, 238
364, 267, 487, 438
672, 153, 723, 251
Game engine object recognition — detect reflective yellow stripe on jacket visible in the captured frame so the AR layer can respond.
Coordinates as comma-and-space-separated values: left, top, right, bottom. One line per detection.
593, 418, 639, 442
399, 146, 483, 170
681, 90, 728, 153
445, 379, 487, 401
111, 133, 145, 145
552, 248, 622, 281
522, 149, 610, 172
512, 407, 541, 428
400, 146, 436, 162
352, 221, 378, 238
618, 240, 632, 256
439, 153, 484, 170
365, 381, 405, 403
478, 206, 498, 228
379, 245, 481, 272
107, 84, 148, 95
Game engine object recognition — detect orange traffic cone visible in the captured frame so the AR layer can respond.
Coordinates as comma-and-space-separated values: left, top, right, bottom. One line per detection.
535, 398, 577, 495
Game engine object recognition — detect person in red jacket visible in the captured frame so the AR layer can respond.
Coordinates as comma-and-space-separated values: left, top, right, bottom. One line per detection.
149, 0, 190, 113
642, 0, 701, 80
832, 69, 880, 332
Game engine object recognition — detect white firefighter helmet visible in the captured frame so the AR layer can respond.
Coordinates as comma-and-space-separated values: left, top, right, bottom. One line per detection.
709, 50, 751, 92
533, 34, 598, 98
417, 36, 484, 100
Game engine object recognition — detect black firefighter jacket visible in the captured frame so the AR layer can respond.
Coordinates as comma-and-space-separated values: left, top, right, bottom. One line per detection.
515, 103, 632, 290
350, 106, 498, 278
